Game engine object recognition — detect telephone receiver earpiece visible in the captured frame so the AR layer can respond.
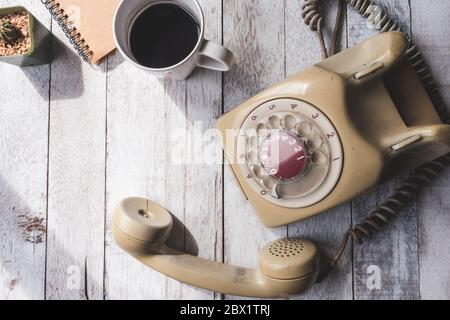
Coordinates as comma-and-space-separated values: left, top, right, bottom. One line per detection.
113, 197, 321, 298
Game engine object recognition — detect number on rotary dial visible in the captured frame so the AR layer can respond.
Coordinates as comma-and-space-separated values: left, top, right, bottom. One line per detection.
259, 131, 309, 181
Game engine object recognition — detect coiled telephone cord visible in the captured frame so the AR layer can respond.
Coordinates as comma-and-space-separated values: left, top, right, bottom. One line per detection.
300, 0, 450, 283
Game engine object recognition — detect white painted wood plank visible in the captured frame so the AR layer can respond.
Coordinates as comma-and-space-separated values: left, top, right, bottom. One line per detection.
105, 0, 223, 300
104, 58, 169, 299
0, 0, 50, 300
182, 0, 224, 300
1, 0, 447, 300
347, 0, 420, 299
45, 14, 107, 299
410, 0, 450, 300
223, 0, 287, 300
285, 0, 353, 300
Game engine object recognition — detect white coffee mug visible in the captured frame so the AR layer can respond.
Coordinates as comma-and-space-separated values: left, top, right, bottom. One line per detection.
113, 0, 234, 80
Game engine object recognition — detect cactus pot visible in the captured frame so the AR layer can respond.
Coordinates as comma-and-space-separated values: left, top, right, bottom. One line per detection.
0, 6, 52, 67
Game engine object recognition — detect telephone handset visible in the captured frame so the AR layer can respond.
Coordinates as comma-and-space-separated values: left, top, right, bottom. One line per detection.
113, 198, 320, 298
218, 31, 450, 227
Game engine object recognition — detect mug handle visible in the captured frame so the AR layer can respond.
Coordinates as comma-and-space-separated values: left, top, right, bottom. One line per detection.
197, 40, 235, 72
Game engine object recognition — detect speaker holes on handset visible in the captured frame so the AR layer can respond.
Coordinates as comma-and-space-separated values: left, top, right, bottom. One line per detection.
268, 239, 306, 257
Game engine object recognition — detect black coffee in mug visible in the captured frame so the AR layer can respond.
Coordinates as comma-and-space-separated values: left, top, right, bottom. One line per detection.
129, 3, 200, 69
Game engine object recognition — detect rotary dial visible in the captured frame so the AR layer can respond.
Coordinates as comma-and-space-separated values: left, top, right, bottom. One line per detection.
237, 98, 343, 208
260, 131, 308, 182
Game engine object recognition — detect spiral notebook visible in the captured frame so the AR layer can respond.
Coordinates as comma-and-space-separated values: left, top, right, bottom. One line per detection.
42, 0, 120, 64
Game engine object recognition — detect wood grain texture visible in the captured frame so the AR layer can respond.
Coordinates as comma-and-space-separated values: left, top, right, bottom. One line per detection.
348, 0, 420, 299
182, 0, 223, 300
410, 0, 450, 300
286, 0, 353, 300
104, 57, 169, 299
45, 19, 107, 299
104, 0, 223, 300
0, 0, 449, 301
223, 0, 287, 300
0, 0, 50, 299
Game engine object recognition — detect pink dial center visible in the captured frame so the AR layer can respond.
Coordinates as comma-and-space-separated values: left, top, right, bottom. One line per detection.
260, 131, 308, 181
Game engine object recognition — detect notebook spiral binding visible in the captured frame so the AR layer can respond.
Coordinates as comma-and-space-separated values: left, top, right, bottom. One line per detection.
41, 0, 93, 63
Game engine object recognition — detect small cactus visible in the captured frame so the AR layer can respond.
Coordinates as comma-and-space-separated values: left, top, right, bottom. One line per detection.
0, 20, 23, 44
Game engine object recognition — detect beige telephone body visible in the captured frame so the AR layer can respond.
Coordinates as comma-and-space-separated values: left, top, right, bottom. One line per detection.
113, 32, 450, 298
218, 31, 450, 227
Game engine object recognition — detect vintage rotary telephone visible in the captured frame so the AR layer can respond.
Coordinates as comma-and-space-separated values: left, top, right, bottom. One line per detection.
218, 30, 450, 227
114, 1, 450, 298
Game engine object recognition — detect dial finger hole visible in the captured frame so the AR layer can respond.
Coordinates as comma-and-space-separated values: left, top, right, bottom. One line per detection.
248, 151, 259, 166
257, 123, 267, 130
282, 114, 297, 130
306, 135, 324, 150
261, 177, 275, 189
295, 121, 313, 137
248, 136, 258, 149
257, 123, 269, 135
268, 116, 281, 129
311, 151, 327, 166
251, 165, 264, 178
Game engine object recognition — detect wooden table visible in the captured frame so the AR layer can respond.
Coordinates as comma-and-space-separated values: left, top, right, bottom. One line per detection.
0, 0, 449, 300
